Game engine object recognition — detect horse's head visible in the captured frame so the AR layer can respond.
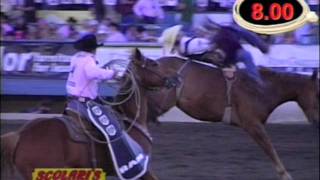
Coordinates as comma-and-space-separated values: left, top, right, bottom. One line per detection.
297, 70, 319, 126
130, 48, 167, 88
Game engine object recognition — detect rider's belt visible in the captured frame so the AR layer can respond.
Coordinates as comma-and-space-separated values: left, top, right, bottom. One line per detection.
67, 96, 93, 103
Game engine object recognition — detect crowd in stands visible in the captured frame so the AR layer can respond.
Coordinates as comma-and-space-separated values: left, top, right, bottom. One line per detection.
0, 11, 160, 43
0, 0, 319, 44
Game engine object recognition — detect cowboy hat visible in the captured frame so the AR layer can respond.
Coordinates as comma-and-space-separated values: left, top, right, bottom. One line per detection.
158, 25, 183, 55
74, 34, 102, 52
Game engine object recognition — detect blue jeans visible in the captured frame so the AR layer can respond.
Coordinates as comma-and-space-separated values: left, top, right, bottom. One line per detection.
236, 49, 263, 84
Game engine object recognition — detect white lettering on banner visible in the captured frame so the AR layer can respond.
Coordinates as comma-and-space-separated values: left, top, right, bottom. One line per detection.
0, 45, 318, 74
3, 53, 18, 71
32, 53, 72, 72
1, 51, 72, 73
2, 53, 33, 71
18, 53, 33, 71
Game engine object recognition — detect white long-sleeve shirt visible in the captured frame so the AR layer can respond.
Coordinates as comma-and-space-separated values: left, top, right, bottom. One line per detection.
66, 51, 115, 99
133, 0, 164, 19
179, 36, 211, 55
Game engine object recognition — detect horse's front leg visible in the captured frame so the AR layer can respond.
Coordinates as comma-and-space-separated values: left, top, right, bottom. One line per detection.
241, 122, 293, 180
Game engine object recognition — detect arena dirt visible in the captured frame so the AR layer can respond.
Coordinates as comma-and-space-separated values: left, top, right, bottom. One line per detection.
1, 122, 318, 180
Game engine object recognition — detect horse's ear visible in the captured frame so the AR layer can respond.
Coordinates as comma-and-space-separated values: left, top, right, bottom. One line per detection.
132, 48, 143, 62
311, 69, 319, 80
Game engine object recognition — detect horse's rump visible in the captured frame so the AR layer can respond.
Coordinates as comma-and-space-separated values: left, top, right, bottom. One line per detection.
19, 116, 104, 144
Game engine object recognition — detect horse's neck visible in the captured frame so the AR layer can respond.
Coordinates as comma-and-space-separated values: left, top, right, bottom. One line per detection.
120, 85, 148, 127
264, 71, 307, 109
164, 57, 190, 70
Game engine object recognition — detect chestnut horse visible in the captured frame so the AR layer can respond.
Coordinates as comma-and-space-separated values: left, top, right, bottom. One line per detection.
131, 48, 319, 180
1, 74, 158, 180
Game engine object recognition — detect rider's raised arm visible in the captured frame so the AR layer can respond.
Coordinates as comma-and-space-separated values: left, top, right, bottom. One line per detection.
229, 26, 270, 54
84, 57, 115, 80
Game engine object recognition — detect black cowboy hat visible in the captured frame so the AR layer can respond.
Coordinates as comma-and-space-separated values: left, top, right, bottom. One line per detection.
74, 34, 102, 52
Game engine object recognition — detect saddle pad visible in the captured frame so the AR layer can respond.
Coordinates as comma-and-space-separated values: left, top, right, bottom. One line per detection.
86, 101, 149, 180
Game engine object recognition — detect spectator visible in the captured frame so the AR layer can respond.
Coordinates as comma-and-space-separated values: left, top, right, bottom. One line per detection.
37, 19, 52, 39
196, 0, 209, 12
274, 32, 296, 44
179, 0, 194, 32
104, 0, 121, 22
1, 13, 14, 39
136, 25, 157, 42
56, 17, 79, 40
92, 0, 105, 22
1, 0, 13, 14
159, 0, 178, 11
96, 24, 109, 43
295, 24, 314, 45
87, 19, 99, 34
8, 5, 24, 22
15, 0, 37, 23
104, 22, 127, 42
218, 0, 235, 11
27, 23, 38, 39
133, 0, 164, 24
13, 17, 28, 40
125, 25, 139, 41
78, 19, 99, 36
308, 0, 319, 12
116, 0, 137, 24
97, 18, 112, 35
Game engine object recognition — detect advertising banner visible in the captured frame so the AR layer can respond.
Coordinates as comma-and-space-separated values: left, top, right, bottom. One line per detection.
0, 41, 319, 78
1, 42, 75, 77
0, 42, 163, 78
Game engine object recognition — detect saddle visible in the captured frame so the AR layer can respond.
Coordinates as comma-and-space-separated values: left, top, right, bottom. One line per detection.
59, 111, 103, 143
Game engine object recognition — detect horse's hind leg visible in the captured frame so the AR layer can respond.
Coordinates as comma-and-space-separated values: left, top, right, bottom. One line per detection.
241, 121, 293, 180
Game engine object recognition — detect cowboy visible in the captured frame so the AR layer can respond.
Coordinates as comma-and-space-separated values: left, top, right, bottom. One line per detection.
158, 25, 211, 57
65, 34, 149, 179
66, 34, 117, 105
158, 24, 269, 83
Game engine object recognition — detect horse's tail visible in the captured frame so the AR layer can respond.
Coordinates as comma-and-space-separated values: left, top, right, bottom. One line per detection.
1, 131, 20, 179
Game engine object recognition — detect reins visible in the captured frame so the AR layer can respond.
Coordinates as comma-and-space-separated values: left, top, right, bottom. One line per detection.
135, 58, 191, 110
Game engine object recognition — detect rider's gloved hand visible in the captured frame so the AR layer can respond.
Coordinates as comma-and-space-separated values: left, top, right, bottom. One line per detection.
113, 70, 124, 81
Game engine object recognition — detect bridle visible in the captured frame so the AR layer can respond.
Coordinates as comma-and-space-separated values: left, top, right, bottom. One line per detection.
131, 56, 190, 90
131, 56, 191, 111
131, 57, 169, 90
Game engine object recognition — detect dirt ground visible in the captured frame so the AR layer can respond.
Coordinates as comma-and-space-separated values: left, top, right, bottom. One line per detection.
1, 121, 318, 180
150, 122, 319, 180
